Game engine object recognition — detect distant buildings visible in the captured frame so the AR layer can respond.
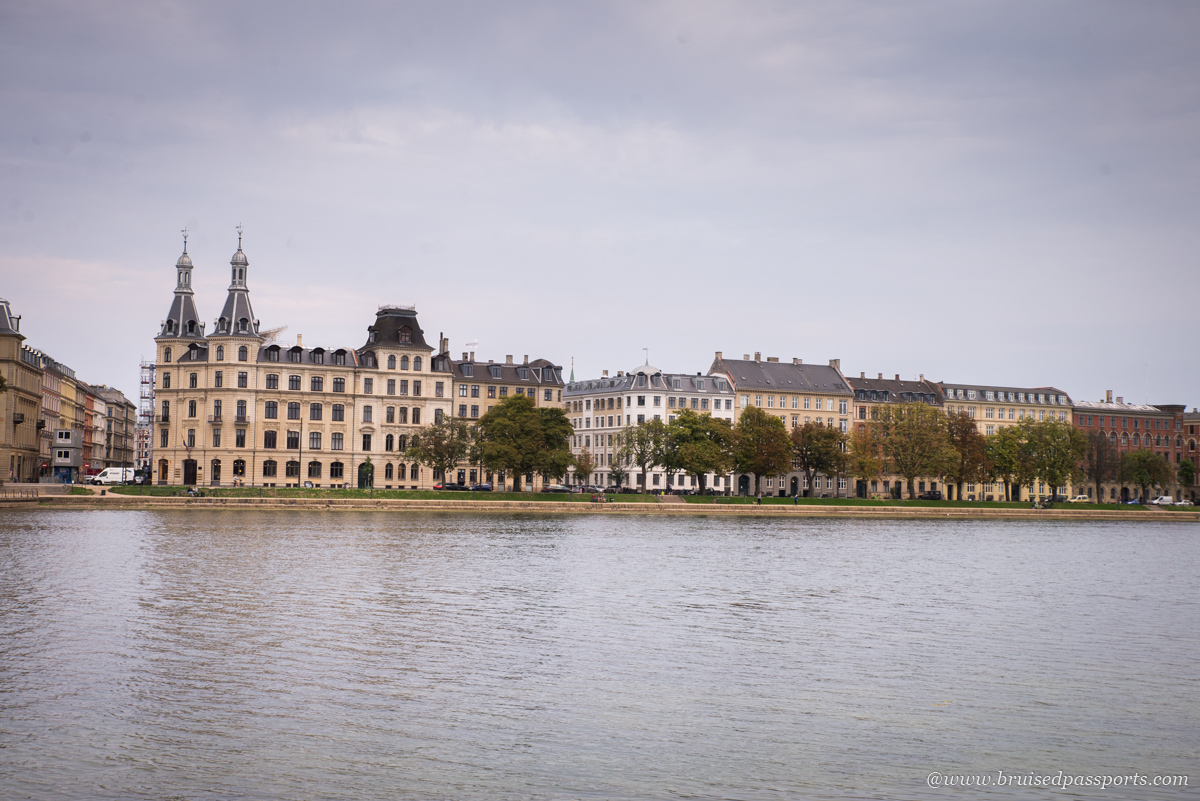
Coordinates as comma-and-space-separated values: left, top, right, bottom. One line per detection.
0, 298, 135, 483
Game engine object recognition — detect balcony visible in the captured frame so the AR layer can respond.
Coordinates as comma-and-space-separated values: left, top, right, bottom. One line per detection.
207, 415, 222, 423
234, 415, 248, 424
155, 414, 170, 423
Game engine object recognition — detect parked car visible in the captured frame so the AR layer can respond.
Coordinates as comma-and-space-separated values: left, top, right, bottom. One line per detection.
1066, 495, 1091, 503
1150, 496, 1175, 505
541, 484, 572, 493
433, 483, 471, 491
468, 483, 493, 492
917, 490, 943, 501
1175, 499, 1194, 506
1125, 498, 1143, 505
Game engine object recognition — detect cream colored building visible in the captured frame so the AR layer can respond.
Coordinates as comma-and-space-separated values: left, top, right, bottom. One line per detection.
0, 299, 43, 483
153, 235, 453, 488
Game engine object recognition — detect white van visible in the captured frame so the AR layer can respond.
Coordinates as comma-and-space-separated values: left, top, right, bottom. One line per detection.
95, 467, 135, 485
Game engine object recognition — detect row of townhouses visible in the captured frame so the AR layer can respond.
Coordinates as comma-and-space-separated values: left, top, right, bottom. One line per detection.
0, 300, 136, 483
29, 235, 1195, 501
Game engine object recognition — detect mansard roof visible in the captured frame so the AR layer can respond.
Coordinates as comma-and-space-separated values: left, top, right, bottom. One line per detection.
939, 382, 1072, 406
846, 375, 944, 405
453, 356, 564, 385
256, 343, 358, 367
565, 368, 735, 396
361, 305, 431, 351
708, 355, 853, 396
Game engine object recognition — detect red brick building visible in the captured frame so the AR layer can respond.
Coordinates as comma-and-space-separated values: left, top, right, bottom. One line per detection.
1073, 391, 1190, 501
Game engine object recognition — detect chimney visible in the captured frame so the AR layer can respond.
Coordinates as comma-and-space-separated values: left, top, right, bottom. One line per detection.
462, 352, 468, 361
523, 355, 528, 364
766, 356, 779, 363
715, 351, 722, 360
829, 358, 840, 370
877, 373, 882, 380
506, 355, 513, 365
795, 358, 803, 366
1116, 396, 1123, 404
860, 372, 865, 379
919, 373, 924, 381
754, 352, 761, 362
1106, 389, 1113, 403
469, 351, 475, 362
618, 371, 624, 377
602, 370, 609, 377
296, 334, 303, 347
895, 374, 900, 381
743, 353, 750, 360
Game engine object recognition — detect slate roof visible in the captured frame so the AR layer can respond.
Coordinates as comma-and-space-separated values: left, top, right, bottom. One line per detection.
454, 357, 564, 386
939, 382, 1072, 406
846, 375, 944, 405
361, 306, 433, 352
255, 344, 358, 367
564, 364, 735, 397
0, 298, 20, 336
708, 357, 852, 395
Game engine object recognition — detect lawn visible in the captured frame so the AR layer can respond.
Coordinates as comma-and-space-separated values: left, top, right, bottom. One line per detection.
109, 486, 661, 503
681, 495, 1147, 511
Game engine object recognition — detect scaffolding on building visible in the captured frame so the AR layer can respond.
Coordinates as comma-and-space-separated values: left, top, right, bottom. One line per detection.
138, 359, 155, 470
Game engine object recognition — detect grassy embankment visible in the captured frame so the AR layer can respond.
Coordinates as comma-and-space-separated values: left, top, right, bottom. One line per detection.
108, 486, 661, 503
682, 495, 1150, 511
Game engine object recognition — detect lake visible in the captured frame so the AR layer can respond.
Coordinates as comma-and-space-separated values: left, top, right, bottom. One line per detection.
1, 510, 1196, 800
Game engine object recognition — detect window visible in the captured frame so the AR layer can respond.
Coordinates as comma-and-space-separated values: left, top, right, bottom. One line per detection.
839, 400, 848, 415
311, 376, 323, 392
400, 355, 410, 370
471, 385, 480, 398
214, 371, 223, 388
330, 462, 344, 479
187, 429, 195, 448
164, 347, 172, 363
188, 400, 197, 418
285, 375, 300, 391
413, 381, 421, 396
162, 372, 171, 389
399, 327, 412, 344
362, 406, 372, 423
388, 379, 396, 395
287, 402, 300, 420
212, 429, 221, 447
308, 461, 322, 478
236, 400, 246, 420
386, 406, 395, 423
266, 374, 279, 389
332, 404, 344, 421
189, 373, 198, 389
388, 355, 396, 369
238, 371, 247, 388
310, 403, 322, 421
459, 404, 467, 417
160, 429, 169, 447
459, 384, 468, 397
285, 461, 300, 478
267, 347, 280, 362
412, 409, 421, 424
215, 345, 224, 361
235, 429, 246, 448
385, 434, 394, 451
262, 459, 277, 477
331, 432, 343, 450
286, 431, 300, 449
413, 357, 422, 371
309, 432, 322, 450
362, 434, 372, 451
803, 397, 811, 410
238, 346, 248, 361
265, 401, 278, 419
264, 430, 277, 449
471, 405, 479, 418
397, 407, 408, 424
499, 387, 507, 397
364, 378, 373, 394
331, 377, 344, 393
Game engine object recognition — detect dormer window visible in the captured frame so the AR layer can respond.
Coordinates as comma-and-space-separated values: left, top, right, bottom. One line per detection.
696, 379, 705, 391
312, 349, 324, 365
289, 347, 303, 363
517, 367, 529, 380
368, 331, 377, 344
399, 327, 412, 344
672, 378, 681, 389
489, 365, 501, 378
333, 350, 346, 366
462, 364, 473, 377
267, 346, 280, 362
637, 374, 646, 387
362, 352, 377, 368
186, 320, 195, 334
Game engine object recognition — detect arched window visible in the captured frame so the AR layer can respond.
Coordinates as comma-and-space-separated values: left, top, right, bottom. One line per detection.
385, 434, 394, 451
330, 462, 344, 479
285, 460, 300, 478
262, 460, 278, 477
399, 326, 412, 344
211, 459, 222, 483
398, 463, 407, 480
164, 347, 172, 363
400, 355, 409, 370
238, 346, 248, 361
216, 345, 225, 361
397, 435, 407, 452
413, 356, 422, 371
239, 318, 248, 332
388, 355, 396, 369
1109, 432, 1116, 445
186, 320, 195, 334
232, 459, 246, 476
1122, 433, 1128, 446
385, 463, 394, 479
308, 461, 322, 478
1176, 435, 1182, 447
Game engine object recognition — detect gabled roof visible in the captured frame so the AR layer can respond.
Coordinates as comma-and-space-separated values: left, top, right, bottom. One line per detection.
847, 375, 944, 405
708, 356, 852, 396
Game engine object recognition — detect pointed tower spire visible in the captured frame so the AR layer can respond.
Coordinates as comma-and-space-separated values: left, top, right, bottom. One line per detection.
569, 357, 574, 384
211, 225, 260, 338
158, 229, 204, 340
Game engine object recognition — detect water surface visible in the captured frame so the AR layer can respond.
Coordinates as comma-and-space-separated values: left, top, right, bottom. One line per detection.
1, 511, 1196, 799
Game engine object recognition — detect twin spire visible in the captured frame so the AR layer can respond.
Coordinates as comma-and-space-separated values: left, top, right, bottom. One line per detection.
158, 225, 260, 341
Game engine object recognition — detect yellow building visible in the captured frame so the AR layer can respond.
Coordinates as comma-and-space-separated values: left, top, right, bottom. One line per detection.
0, 300, 43, 483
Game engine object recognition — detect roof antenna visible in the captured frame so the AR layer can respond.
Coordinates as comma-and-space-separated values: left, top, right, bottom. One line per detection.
236, 223, 244, 248
181, 226, 189, 252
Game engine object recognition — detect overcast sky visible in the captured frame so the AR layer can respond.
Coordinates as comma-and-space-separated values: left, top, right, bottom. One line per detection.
2, 1, 1198, 407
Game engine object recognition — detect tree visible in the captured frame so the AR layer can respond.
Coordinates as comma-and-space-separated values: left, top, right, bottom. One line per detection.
1022, 418, 1088, 499
1121, 449, 1174, 502
847, 426, 884, 497
665, 409, 735, 493
872, 403, 954, 499
733, 406, 792, 497
945, 411, 990, 501
1082, 431, 1118, 503
572, 450, 596, 487
608, 460, 629, 491
791, 421, 846, 497
408, 417, 473, 486
617, 419, 666, 493
987, 425, 1028, 502
1178, 459, 1196, 488
476, 395, 574, 491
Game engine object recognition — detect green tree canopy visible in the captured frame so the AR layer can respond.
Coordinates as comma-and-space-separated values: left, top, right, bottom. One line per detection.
617, 419, 667, 493
987, 425, 1030, 501
1082, 430, 1119, 502
733, 406, 792, 497
407, 417, 473, 485
1022, 418, 1088, 496
572, 450, 596, 486
475, 395, 574, 490
1121, 449, 1174, 501
945, 411, 990, 500
791, 421, 846, 497
847, 426, 884, 493
1178, 458, 1196, 488
664, 409, 735, 492
872, 403, 954, 499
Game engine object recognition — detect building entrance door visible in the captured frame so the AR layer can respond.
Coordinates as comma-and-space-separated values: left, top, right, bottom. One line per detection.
183, 459, 197, 485
738, 475, 750, 495
856, 480, 866, 498
790, 476, 799, 496
158, 459, 168, 484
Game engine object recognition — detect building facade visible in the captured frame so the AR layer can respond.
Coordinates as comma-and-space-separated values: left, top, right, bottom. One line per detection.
563, 362, 736, 491
846, 372, 946, 499
0, 300, 43, 483
1073, 391, 1190, 501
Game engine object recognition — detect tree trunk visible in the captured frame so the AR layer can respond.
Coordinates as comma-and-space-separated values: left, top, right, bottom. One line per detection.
907, 478, 916, 499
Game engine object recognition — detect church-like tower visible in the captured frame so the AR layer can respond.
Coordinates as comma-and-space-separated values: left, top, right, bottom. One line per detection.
156, 232, 205, 342
210, 226, 261, 340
